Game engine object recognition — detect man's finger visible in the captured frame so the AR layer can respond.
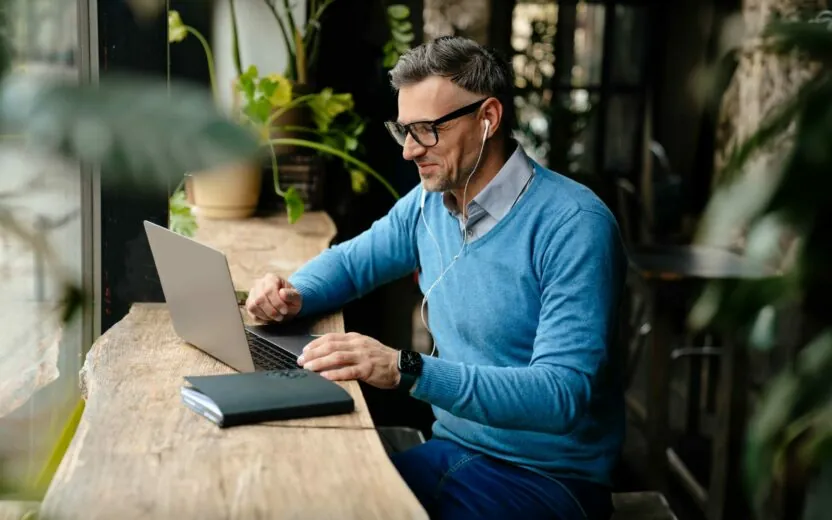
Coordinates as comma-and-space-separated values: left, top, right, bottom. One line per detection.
301, 350, 359, 372
247, 303, 271, 323
264, 289, 286, 318
255, 295, 280, 320
320, 366, 362, 382
279, 287, 300, 304
304, 333, 348, 352
301, 339, 355, 363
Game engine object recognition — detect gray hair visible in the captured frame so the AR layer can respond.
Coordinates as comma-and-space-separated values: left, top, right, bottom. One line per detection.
389, 36, 516, 135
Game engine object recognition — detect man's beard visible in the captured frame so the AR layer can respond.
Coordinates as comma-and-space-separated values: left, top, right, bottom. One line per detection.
419, 155, 478, 193
422, 173, 453, 192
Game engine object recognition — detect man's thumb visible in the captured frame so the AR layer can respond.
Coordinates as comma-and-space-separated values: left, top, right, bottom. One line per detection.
280, 287, 300, 303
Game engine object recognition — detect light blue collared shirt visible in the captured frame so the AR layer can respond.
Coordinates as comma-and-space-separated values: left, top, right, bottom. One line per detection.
443, 143, 535, 241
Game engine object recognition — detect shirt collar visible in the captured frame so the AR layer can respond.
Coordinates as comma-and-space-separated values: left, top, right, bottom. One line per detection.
443, 142, 534, 221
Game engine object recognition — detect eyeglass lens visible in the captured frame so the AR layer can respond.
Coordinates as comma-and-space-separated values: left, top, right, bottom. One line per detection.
386, 122, 438, 147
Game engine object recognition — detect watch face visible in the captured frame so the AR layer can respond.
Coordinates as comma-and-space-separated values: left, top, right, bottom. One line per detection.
399, 350, 422, 375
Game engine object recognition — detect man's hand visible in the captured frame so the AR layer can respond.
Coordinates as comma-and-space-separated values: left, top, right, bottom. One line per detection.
245, 274, 303, 322
297, 332, 401, 389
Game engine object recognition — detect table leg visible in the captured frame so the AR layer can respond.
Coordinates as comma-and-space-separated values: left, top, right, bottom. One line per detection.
707, 338, 750, 520
646, 283, 671, 493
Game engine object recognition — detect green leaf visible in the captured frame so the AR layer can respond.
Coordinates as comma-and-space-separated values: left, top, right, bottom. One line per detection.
169, 188, 197, 237
383, 53, 399, 68
0, 74, 261, 189
60, 283, 87, 325
284, 186, 305, 223
392, 29, 414, 43
238, 65, 259, 101
745, 372, 801, 508
744, 330, 832, 512
350, 169, 369, 193
688, 275, 795, 334
395, 21, 413, 33
802, 460, 832, 520
749, 305, 778, 350
394, 40, 411, 53
796, 406, 832, 469
245, 98, 273, 126
307, 88, 354, 131
168, 10, 188, 43
343, 134, 359, 152
763, 20, 832, 62
387, 5, 410, 20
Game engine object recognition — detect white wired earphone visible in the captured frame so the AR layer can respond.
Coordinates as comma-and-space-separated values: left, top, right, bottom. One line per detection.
419, 119, 490, 357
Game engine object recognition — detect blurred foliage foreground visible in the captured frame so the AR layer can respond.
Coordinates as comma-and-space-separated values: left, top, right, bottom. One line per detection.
0, 0, 260, 502
689, 12, 832, 519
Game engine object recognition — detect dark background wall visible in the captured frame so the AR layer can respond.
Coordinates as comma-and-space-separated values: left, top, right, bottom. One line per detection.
314, 0, 424, 347
649, 0, 741, 219
98, 0, 170, 331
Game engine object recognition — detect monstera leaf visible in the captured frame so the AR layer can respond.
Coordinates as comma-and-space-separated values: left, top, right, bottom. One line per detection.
0, 74, 261, 189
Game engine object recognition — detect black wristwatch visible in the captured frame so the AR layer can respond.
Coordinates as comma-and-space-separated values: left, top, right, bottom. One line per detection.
397, 350, 423, 392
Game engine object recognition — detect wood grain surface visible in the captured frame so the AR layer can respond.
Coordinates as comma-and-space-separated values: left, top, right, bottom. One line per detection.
40, 213, 427, 520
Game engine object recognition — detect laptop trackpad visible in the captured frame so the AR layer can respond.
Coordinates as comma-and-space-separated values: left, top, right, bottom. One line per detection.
245, 325, 320, 356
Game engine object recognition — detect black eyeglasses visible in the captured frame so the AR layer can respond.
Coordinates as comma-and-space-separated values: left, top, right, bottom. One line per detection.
384, 98, 488, 148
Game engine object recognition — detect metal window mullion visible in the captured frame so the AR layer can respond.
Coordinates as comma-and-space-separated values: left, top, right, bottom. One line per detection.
78, 0, 101, 349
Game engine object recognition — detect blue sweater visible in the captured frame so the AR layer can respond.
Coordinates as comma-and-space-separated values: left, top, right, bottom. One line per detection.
289, 162, 627, 486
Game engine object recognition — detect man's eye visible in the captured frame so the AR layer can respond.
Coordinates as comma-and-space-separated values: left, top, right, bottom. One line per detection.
411, 124, 434, 136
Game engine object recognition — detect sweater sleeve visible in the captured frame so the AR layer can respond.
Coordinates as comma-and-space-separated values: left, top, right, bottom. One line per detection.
288, 185, 421, 318
410, 209, 625, 434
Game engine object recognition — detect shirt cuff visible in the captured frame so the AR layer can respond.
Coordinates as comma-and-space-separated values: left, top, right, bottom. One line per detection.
286, 278, 318, 318
409, 355, 463, 409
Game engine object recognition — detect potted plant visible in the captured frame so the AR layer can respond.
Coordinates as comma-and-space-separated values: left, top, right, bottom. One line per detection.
168, 2, 413, 233
168, 10, 264, 223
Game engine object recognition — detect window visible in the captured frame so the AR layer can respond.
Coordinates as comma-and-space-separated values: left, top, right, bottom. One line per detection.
0, 0, 96, 495
511, 0, 651, 185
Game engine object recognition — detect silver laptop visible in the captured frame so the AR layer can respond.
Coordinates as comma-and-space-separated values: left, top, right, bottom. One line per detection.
143, 220, 317, 372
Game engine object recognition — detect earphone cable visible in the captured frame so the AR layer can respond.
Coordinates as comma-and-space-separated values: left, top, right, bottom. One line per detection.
420, 123, 489, 357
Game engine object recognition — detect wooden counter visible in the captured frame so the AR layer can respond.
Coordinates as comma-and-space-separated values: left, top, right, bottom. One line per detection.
40, 213, 427, 519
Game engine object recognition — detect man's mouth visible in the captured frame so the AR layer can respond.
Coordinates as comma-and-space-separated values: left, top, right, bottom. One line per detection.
417, 163, 437, 173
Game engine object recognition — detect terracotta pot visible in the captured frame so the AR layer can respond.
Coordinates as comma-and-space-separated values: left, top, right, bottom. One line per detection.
191, 161, 262, 219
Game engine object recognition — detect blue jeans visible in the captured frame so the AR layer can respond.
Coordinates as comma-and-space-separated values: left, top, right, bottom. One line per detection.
392, 439, 613, 520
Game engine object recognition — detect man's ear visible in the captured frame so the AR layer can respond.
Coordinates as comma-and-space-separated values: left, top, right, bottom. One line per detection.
481, 98, 503, 139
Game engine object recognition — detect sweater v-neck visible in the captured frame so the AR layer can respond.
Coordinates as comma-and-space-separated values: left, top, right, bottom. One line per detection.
437, 164, 543, 254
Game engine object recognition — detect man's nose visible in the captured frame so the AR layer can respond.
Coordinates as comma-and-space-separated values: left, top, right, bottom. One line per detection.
402, 134, 426, 161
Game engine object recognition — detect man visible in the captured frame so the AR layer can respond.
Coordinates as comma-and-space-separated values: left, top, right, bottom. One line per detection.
246, 36, 626, 519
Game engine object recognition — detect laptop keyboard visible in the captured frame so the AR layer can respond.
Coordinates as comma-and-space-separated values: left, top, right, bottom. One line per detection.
245, 330, 299, 371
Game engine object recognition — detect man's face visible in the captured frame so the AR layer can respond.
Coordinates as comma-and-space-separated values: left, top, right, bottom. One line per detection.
396, 77, 485, 193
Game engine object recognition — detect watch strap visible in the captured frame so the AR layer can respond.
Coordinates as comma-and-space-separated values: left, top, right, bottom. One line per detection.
397, 350, 422, 393
398, 371, 418, 393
